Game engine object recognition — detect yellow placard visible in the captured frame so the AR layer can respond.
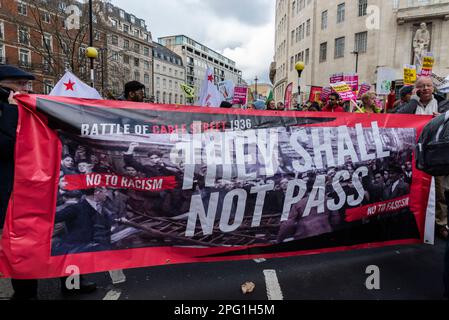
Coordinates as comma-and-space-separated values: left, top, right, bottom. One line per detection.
404, 66, 417, 85
423, 56, 435, 69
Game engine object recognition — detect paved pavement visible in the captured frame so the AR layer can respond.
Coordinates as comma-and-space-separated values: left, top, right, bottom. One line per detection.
0, 238, 447, 300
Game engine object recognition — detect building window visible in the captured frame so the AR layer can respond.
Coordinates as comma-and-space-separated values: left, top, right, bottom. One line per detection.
319, 42, 327, 62
134, 58, 140, 67
144, 60, 150, 70
156, 77, 160, 87
306, 19, 311, 37
0, 45, 5, 64
17, 2, 27, 16
134, 71, 140, 81
111, 35, 118, 45
0, 22, 4, 40
123, 55, 130, 64
41, 12, 50, 23
18, 26, 29, 45
321, 10, 328, 30
144, 73, 150, 84
305, 48, 310, 65
124, 39, 129, 49
43, 80, 53, 94
19, 48, 30, 67
337, 3, 345, 23
358, 0, 368, 17
143, 47, 150, 56
43, 34, 52, 50
134, 43, 140, 54
334, 37, 345, 58
355, 31, 368, 53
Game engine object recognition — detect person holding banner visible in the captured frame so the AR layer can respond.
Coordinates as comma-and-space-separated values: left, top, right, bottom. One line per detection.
0, 65, 98, 299
397, 77, 449, 242
119, 81, 146, 103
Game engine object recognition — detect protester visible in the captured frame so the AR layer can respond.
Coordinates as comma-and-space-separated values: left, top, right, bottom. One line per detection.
397, 76, 449, 241
119, 81, 145, 102
391, 85, 413, 113
0, 65, 97, 300
277, 102, 285, 111
254, 100, 266, 110
356, 93, 381, 113
322, 93, 346, 112
385, 87, 397, 113
266, 99, 276, 110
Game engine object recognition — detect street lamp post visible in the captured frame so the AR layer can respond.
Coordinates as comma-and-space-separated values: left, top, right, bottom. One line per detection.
295, 61, 305, 108
351, 51, 359, 73
254, 76, 259, 100
86, 0, 97, 88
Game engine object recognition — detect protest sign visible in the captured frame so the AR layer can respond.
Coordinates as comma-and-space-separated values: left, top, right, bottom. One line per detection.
421, 54, 435, 77
232, 86, 248, 105
320, 87, 332, 101
218, 80, 235, 102
344, 73, 359, 92
284, 83, 294, 110
358, 83, 372, 99
404, 65, 417, 86
330, 82, 357, 102
309, 86, 323, 102
0, 95, 432, 279
377, 67, 396, 95
330, 73, 344, 84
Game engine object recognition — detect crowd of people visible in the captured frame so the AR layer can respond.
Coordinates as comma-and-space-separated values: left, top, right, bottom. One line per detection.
0, 63, 448, 300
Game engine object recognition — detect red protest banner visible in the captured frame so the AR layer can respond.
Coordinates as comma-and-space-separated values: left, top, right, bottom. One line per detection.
284, 82, 294, 110
309, 86, 323, 102
0, 95, 432, 279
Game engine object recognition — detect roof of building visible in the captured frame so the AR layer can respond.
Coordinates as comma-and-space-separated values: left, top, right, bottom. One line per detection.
153, 42, 184, 67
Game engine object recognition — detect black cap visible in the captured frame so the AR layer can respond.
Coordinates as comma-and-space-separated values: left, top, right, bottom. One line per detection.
399, 85, 414, 98
124, 81, 145, 98
0, 65, 35, 81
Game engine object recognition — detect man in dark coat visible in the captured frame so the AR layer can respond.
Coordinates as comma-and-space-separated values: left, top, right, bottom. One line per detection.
0, 65, 96, 299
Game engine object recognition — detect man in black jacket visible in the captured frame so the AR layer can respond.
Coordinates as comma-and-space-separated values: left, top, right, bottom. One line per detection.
0, 65, 96, 299
0, 65, 37, 300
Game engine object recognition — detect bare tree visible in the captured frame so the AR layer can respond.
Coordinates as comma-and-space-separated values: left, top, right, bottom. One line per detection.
3, 0, 108, 85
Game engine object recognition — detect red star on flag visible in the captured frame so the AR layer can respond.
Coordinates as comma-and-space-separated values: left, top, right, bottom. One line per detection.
64, 79, 75, 91
207, 74, 214, 83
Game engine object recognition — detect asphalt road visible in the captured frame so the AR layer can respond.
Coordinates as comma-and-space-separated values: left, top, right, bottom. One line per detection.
1, 238, 447, 301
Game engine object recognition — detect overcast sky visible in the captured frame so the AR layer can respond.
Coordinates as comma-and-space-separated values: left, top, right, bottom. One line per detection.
111, 0, 275, 84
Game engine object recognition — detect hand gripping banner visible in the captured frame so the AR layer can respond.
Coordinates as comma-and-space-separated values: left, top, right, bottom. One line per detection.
0, 95, 432, 279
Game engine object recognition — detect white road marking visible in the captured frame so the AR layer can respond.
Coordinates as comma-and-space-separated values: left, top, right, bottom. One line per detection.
103, 289, 122, 300
253, 258, 266, 263
109, 270, 126, 284
263, 270, 284, 300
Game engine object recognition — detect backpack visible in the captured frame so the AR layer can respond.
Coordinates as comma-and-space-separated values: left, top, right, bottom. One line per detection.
416, 110, 449, 176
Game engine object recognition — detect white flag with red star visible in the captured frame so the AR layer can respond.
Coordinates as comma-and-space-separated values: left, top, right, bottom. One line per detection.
198, 67, 223, 108
50, 70, 102, 99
